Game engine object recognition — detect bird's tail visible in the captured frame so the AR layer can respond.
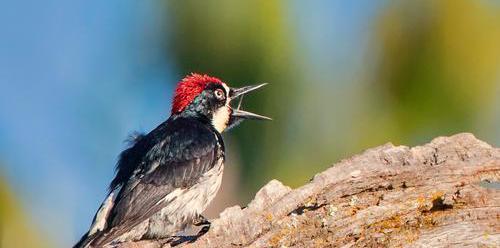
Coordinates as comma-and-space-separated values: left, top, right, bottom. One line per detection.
73, 231, 93, 248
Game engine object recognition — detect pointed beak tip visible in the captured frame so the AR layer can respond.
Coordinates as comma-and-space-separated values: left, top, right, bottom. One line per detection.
253, 83, 268, 91
228, 83, 271, 122
230, 83, 268, 99
231, 109, 272, 121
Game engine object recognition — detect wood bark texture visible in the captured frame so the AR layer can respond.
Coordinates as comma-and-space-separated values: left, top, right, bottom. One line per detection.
115, 133, 500, 248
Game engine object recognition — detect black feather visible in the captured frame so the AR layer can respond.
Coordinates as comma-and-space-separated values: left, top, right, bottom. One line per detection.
87, 115, 224, 246
109, 130, 155, 191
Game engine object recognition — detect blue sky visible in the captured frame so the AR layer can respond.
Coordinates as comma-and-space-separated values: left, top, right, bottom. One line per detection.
0, 0, 175, 245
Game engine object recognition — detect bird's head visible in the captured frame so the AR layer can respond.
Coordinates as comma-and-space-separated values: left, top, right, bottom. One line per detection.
171, 73, 271, 132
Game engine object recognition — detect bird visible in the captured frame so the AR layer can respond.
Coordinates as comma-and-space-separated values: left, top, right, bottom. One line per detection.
74, 73, 270, 248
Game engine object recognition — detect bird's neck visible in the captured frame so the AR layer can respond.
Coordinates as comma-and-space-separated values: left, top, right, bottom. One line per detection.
177, 107, 210, 121
173, 110, 213, 130
173, 109, 229, 134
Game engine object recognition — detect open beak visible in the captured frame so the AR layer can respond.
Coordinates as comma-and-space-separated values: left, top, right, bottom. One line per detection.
231, 108, 272, 121
229, 83, 267, 100
229, 83, 272, 121
226, 83, 271, 131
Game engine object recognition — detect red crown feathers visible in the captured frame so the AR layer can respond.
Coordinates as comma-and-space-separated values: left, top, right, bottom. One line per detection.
171, 73, 224, 114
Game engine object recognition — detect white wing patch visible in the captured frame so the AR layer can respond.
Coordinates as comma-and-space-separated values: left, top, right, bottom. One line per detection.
88, 190, 116, 235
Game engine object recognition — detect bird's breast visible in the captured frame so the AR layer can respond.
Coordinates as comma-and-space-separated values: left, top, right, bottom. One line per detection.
159, 157, 224, 219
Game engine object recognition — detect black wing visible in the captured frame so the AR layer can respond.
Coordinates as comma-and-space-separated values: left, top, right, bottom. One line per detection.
92, 117, 224, 246
109, 131, 150, 191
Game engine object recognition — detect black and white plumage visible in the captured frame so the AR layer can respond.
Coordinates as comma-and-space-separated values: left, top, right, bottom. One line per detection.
74, 74, 269, 248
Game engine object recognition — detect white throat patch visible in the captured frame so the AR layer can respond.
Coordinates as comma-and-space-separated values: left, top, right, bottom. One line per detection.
212, 83, 231, 133
212, 105, 230, 133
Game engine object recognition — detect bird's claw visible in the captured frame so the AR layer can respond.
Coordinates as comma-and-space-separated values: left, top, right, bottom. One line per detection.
191, 225, 210, 242
168, 216, 211, 246
168, 225, 210, 247
168, 236, 189, 247
193, 214, 211, 226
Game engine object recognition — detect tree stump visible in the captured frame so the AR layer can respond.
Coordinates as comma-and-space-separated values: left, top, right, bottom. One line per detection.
116, 133, 500, 247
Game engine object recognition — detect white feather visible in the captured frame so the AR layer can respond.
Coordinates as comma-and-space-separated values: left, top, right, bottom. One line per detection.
88, 191, 116, 235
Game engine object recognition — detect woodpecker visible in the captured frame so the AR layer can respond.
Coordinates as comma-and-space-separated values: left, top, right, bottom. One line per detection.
74, 73, 270, 248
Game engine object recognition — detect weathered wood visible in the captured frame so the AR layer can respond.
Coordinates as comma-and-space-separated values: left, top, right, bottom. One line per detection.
115, 133, 500, 248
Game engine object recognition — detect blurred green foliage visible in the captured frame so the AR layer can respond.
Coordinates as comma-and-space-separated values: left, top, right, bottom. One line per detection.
365, 0, 500, 146
165, 0, 302, 196
164, 0, 500, 201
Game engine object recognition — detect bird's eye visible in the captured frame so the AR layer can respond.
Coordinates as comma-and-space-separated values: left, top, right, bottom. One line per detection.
214, 89, 225, 100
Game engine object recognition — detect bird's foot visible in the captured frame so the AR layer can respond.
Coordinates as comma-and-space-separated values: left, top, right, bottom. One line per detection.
168, 226, 210, 247
189, 225, 210, 242
168, 236, 190, 247
193, 214, 211, 226
168, 217, 211, 247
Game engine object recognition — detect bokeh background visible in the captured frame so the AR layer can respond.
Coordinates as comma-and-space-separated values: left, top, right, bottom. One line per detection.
1, 0, 499, 247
